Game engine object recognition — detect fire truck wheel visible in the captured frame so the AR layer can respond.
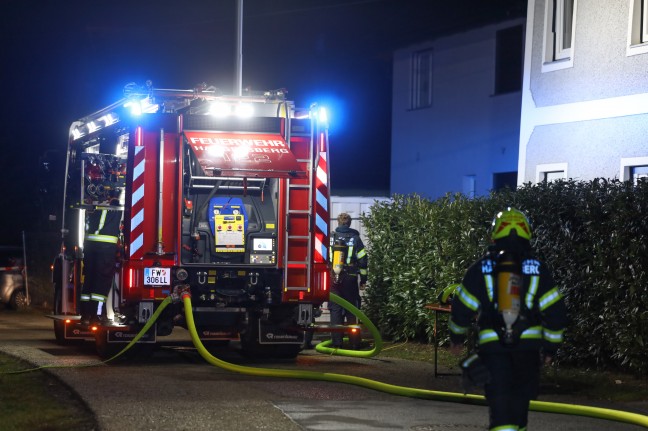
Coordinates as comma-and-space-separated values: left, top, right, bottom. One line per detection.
53, 320, 67, 345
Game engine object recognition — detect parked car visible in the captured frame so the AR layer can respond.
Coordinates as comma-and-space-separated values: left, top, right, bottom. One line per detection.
0, 246, 30, 309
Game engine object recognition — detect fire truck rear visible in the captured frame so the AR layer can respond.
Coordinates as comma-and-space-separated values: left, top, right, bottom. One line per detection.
51, 82, 331, 359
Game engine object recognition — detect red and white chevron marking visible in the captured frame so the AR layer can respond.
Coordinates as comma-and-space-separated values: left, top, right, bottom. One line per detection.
129, 142, 146, 258
313, 132, 329, 263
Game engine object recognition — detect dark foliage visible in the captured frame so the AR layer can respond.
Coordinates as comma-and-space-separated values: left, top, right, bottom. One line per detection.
361, 179, 648, 374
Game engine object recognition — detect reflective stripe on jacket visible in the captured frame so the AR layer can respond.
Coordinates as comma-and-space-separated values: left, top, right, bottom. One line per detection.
449, 252, 567, 352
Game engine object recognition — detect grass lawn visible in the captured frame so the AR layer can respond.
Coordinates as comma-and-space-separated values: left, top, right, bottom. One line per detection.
0, 353, 97, 431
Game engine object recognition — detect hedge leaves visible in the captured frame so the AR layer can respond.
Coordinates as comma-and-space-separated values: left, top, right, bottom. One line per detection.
361, 179, 648, 374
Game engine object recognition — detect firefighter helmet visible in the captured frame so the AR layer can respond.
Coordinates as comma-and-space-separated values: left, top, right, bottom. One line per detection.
491, 207, 532, 241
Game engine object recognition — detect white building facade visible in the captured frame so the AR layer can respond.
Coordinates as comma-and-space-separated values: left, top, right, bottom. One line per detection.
391, 18, 526, 199
520, 0, 648, 184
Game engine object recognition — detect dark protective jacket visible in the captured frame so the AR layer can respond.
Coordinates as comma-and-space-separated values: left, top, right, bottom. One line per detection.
86, 209, 121, 244
449, 246, 567, 354
82, 208, 122, 304
330, 226, 368, 284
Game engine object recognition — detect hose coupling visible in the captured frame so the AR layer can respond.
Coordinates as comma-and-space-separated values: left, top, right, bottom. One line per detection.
171, 284, 191, 303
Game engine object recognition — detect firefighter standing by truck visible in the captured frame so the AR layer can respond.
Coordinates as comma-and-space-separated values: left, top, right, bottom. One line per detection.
329, 213, 368, 349
448, 207, 567, 431
79, 196, 123, 326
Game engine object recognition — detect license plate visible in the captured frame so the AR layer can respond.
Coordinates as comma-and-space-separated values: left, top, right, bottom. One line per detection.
144, 267, 171, 285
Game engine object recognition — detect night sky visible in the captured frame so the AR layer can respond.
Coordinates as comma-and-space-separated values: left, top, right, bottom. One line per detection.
0, 0, 525, 244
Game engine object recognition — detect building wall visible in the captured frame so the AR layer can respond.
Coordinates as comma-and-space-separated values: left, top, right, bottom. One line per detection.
330, 195, 389, 246
520, 0, 648, 183
391, 19, 525, 200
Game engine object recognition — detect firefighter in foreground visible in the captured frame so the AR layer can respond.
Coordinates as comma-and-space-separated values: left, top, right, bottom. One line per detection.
329, 213, 368, 349
448, 207, 567, 431
80, 195, 123, 326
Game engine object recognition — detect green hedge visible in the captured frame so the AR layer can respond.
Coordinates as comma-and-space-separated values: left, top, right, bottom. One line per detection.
361, 179, 648, 374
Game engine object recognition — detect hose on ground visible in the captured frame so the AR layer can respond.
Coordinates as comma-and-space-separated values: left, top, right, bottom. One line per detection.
314, 292, 382, 358
182, 293, 648, 429
4, 294, 648, 428
0, 297, 173, 373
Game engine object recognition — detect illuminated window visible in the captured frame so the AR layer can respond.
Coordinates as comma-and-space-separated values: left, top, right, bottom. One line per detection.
627, 0, 648, 56
542, 0, 576, 72
536, 162, 568, 182
411, 49, 433, 109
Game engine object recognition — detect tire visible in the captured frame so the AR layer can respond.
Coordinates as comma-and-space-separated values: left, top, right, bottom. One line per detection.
53, 319, 67, 344
9, 289, 29, 310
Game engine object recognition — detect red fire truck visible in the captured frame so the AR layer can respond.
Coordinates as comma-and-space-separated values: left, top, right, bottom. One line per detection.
51, 81, 332, 359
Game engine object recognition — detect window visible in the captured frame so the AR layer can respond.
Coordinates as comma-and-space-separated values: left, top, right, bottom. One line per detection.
554, 0, 575, 60
620, 157, 648, 183
627, 0, 648, 56
543, 0, 576, 72
536, 162, 568, 182
411, 49, 433, 109
642, 0, 648, 42
631, 166, 648, 184
543, 171, 565, 182
495, 25, 523, 94
493, 171, 518, 191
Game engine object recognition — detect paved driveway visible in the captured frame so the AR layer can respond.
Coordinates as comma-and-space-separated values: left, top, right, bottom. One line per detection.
1, 309, 646, 431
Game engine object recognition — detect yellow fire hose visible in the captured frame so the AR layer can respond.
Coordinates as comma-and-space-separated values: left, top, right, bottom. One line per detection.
181, 293, 648, 429
314, 293, 383, 357
3, 294, 648, 428
1, 297, 173, 373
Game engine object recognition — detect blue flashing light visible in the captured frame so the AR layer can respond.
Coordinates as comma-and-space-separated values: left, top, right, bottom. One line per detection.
318, 107, 329, 125
304, 92, 345, 134
124, 100, 142, 116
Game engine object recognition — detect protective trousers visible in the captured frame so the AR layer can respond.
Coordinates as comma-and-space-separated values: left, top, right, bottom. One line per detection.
80, 241, 117, 318
330, 275, 361, 348
480, 349, 541, 431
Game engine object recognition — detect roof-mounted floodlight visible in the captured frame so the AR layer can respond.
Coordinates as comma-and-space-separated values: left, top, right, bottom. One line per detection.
234, 103, 254, 118
209, 102, 231, 117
